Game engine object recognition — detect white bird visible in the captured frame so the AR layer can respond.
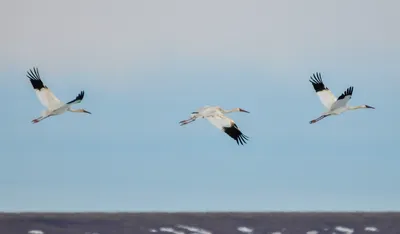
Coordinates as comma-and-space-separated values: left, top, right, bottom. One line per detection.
27, 67, 91, 124
309, 72, 375, 124
179, 106, 250, 145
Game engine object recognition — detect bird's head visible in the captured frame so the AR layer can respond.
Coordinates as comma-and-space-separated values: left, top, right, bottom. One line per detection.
238, 108, 250, 113
79, 108, 92, 114
364, 105, 375, 109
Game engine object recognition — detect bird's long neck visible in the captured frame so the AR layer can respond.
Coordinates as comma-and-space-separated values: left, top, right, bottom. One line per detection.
221, 108, 239, 114
347, 105, 365, 111
68, 108, 85, 113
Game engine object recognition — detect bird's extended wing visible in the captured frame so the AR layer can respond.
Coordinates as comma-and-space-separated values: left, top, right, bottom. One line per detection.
206, 114, 249, 145
66, 91, 85, 105
27, 67, 62, 110
330, 86, 353, 111
309, 72, 337, 110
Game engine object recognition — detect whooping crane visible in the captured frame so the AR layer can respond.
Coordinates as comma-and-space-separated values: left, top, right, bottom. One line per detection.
27, 67, 91, 124
179, 106, 250, 145
309, 72, 375, 124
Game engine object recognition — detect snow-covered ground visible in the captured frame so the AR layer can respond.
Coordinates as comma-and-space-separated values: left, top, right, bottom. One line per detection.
149, 224, 381, 234
14, 212, 398, 234
29, 225, 383, 234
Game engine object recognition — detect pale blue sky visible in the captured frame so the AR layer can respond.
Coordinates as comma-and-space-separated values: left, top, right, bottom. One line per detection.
1, 0, 399, 211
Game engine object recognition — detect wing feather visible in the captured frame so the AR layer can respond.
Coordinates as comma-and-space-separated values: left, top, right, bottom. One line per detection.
330, 86, 353, 110
206, 115, 249, 145
27, 67, 62, 110
66, 91, 85, 105
309, 72, 337, 110
205, 115, 230, 130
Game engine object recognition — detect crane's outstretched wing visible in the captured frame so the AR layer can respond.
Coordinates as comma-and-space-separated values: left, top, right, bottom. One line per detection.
27, 67, 62, 110
330, 86, 353, 111
66, 91, 85, 105
206, 115, 249, 145
309, 72, 336, 110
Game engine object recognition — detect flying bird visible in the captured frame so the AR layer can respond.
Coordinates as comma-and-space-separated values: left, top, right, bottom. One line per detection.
179, 106, 250, 145
27, 67, 91, 124
309, 72, 374, 124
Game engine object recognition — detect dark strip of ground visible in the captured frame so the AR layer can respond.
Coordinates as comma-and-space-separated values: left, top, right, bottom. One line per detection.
0, 212, 399, 234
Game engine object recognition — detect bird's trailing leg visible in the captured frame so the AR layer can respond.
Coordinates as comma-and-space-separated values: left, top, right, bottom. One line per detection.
31, 116, 43, 124
31, 115, 50, 124
309, 114, 330, 124
179, 117, 196, 126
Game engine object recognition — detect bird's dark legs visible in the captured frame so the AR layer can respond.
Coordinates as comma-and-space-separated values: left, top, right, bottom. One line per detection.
179, 117, 196, 126
32, 117, 42, 124
309, 114, 329, 124
31, 115, 50, 124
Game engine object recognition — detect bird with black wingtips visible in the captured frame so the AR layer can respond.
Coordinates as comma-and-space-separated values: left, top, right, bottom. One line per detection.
27, 67, 91, 124
222, 122, 249, 145
179, 105, 250, 145
309, 72, 375, 124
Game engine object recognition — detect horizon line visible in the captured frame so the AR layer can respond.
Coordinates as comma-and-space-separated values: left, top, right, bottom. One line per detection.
1, 211, 400, 214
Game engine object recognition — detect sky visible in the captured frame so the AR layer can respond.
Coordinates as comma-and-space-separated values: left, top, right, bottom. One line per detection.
1, 0, 399, 212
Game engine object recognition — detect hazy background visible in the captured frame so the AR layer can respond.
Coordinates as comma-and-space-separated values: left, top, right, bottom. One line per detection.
1, 0, 399, 211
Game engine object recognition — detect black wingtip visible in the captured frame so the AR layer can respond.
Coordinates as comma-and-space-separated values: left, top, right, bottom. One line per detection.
27, 67, 47, 90
76, 90, 85, 101
223, 123, 249, 146
309, 72, 328, 92
66, 91, 85, 104
337, 86, 354, 100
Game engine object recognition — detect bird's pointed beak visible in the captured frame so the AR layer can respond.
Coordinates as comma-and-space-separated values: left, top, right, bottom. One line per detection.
84, 110, 92, 114
366, 105, 375, 109
239, 108, 250, 113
